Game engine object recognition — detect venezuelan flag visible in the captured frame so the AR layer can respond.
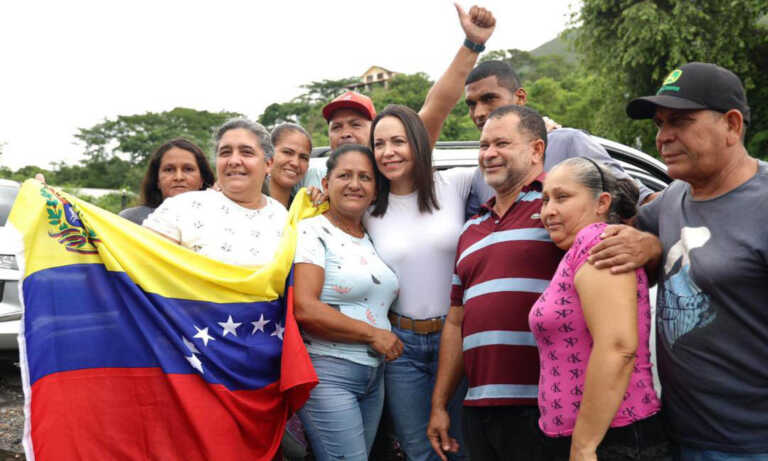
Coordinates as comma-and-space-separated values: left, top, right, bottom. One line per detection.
7, 180, 319, 461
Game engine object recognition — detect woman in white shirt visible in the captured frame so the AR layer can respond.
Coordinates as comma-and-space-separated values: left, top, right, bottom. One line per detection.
144, 118, 287, 267
367, 105, 473, 461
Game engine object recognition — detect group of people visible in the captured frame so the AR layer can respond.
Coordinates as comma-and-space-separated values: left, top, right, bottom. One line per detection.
86, 4, 764, 461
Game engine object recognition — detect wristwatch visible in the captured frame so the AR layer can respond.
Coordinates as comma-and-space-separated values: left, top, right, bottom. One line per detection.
463, 37, 486, 53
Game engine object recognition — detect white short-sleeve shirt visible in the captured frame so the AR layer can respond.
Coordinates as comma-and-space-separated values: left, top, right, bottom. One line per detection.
364, 168, 474, 320
143, 190, 287, 267
294, 214, 399, 366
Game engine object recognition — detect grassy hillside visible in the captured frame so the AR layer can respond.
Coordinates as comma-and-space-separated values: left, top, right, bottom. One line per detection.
529, 32, 578, 63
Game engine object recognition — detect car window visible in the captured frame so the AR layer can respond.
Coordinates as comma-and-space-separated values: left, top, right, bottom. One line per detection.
0, 186, 20, 226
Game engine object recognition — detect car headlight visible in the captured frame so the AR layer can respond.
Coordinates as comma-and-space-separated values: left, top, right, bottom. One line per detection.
0, 254, 18, 271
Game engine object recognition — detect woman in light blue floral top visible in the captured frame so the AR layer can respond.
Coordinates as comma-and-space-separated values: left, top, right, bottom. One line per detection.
294, 144, 402, 461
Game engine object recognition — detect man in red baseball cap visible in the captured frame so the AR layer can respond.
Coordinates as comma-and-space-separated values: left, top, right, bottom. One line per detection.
322, 91, 377, 150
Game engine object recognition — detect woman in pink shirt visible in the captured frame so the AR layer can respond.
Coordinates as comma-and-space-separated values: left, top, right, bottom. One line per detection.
530, 157, 669, 461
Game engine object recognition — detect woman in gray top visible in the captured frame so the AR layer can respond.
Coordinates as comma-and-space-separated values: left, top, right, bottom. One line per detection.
119, 138, 215, 224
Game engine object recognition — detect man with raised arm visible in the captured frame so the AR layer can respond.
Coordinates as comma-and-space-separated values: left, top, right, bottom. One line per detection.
419, 50, 655, 218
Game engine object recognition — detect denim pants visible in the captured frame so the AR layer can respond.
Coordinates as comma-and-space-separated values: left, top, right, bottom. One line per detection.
385, 325, 468, 461
675, 446, 768, 461
298, 354, 384, 461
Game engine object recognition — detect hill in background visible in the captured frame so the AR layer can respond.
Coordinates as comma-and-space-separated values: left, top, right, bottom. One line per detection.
530, 13, 767, 58
530, 35, 574, 60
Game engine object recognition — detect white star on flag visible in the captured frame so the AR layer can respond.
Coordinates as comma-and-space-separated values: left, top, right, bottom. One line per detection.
271, 321, 285, 340
193, 325, 215, 346
186, 354, 204, 374
182, 336, 199, 354
251, 314, 270, 334
218, 315, 242, 337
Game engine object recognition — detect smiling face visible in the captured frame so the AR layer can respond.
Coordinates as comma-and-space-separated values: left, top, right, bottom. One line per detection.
541, 165, 611, 250
372, 116, 415, 187
653, 107, 729, 184
478, 114, 544, 194
322, 150, 377, 219
215, 128, 270, 200
271, 130, 311, 189
328, 109, 372, 149
465, 76, 525, 130
157, 147, 204, 199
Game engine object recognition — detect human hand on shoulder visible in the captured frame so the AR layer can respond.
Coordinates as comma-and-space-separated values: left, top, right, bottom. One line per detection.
454, 3, 496, 45
543, 116, 562, 133
588, 224, 661, 274
305, 186, 328, 207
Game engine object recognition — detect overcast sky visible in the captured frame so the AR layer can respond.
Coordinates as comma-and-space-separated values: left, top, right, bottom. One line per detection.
0, 0, 578, 170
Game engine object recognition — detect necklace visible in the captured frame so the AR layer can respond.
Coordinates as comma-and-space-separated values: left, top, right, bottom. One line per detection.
324, 210, 365, 238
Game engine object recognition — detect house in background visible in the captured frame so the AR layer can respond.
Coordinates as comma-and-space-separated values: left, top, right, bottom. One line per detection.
346, 66, 398, 92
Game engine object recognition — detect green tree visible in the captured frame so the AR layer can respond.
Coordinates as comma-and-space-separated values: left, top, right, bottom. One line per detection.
258, 72, 480, 147
573, 0, 768, 155
480, 49, 538, 81
370, 73, 432, 112
76, 107, 242, 164
371, 72, 477, 142
298, 78, 360, 103
258, 76, 360, 147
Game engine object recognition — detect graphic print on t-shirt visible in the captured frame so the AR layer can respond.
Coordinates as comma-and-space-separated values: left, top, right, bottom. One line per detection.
660, 226, 715, 346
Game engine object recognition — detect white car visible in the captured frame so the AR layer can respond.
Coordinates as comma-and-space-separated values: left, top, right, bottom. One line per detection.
311, 137, 670, 193
0, 179, 21, 355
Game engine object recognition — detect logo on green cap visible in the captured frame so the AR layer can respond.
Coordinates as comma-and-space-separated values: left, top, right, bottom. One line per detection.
657, 69, 683, 94
663, 69, 683, 85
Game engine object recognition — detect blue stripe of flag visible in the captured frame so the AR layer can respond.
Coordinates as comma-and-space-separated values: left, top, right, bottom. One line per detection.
23, 264, 285, 391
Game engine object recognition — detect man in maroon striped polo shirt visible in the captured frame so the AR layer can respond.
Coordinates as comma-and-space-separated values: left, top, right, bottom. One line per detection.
427, 104, 563, 460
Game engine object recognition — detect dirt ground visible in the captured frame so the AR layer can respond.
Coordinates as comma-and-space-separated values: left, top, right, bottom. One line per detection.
0, 360, 24, 460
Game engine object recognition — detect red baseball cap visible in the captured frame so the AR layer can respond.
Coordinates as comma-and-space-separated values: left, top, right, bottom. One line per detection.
322, 91, 376, 122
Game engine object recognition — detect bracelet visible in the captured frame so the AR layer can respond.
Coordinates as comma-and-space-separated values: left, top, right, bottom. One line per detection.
463, 37, 486, 53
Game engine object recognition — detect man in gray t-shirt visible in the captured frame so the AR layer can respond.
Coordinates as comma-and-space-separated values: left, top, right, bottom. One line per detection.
593, 62, 767, 457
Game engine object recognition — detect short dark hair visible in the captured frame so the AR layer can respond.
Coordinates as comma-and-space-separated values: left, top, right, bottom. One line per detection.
369, 104, 439, 217
324, 144, 383, 208
271, 122, 313, 152
487, 104, 548, 157
140, 138, 215, 207
466, 60, 522, 94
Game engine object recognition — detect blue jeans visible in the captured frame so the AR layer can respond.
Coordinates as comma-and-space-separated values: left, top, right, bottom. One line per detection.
676, 446, 768, 461
385, 325, 468, 461
298, 355, 384, 461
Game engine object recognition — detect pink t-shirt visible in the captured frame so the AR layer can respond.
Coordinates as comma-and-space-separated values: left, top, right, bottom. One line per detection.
529, 222, 661, 437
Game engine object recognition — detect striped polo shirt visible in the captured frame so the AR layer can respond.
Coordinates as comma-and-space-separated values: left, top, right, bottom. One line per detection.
451, 175, 563, 407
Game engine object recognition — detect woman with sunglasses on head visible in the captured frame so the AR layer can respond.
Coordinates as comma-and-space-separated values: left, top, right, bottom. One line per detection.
532, 157, 669, 461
